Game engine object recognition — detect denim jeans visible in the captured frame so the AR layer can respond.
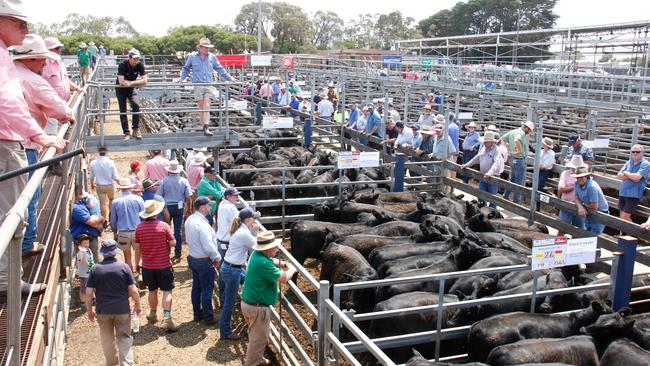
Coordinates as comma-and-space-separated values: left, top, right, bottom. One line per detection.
559, 210, 586, 230
538, 169, 552, 191
503, 158, 526, 204
166, 204, 183, 257
219, 263, 244, 337
116, 88, 140, 134
585, 217, 606, 235
188, 257, 215, 321
217, 243, 228, 303
479, 179, 499, 208
22, 149, 41, 254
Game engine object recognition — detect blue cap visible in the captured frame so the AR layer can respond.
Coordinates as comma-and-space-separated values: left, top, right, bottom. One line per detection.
239, 208, 261, 221
100, 240, 118, 257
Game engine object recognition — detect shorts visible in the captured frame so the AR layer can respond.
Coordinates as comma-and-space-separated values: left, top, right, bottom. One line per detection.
79, 66, 89, 76
96, 184, 115, 207
79, 277, 88, 294
194, 85, 218, 102
618, 196, 640, 214
117, 231, 136, 251
142, 267, 175, 291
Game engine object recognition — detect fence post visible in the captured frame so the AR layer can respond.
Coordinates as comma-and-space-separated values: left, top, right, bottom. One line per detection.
304, 119, 312, 147
317, 280, 330, 366
392, 153, 405, 192
255, 101, 263, 126
611, 236, 638, 311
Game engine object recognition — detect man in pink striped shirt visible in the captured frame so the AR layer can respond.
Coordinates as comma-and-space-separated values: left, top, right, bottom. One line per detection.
144, 150, 171, 182
0, 0, 67, 295
42, 36, 83, 102
13, 33, 73, 256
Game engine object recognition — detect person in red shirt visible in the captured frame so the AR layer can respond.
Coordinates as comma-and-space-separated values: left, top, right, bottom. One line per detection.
135, 200, 178, 332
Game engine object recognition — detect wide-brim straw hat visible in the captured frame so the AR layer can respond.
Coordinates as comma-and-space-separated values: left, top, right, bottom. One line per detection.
198, 37, 214, 48
483, 130, 497, 143
253, 231, 282, 251
522, 120, 535, 131
467, 122, 477, 128
116, 177, 135, 189
566, 155, 586, 169
166, 160, 183, 174
0, 0, 28, 20
79, 42, 87, 48
139, 199, 165, 219
420, 125, 435, 135
11, 34, 61, 61
191, 153, 207, 165
542, 137, 554, 148
435, 114, 445, 123
571, 165, 592, 178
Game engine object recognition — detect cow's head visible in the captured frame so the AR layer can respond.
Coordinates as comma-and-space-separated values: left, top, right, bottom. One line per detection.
467, 213, 495, 233
581, 308, 635, 341
453, 241, 491, 270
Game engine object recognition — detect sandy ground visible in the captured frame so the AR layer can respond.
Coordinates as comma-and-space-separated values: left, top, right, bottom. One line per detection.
64, 104, 253, 366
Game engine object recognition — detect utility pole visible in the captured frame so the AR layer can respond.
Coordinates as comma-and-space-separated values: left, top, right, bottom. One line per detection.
257, 0, 262, 54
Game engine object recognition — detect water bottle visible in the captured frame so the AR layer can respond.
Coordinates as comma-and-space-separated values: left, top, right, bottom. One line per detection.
131, 313, 140, 334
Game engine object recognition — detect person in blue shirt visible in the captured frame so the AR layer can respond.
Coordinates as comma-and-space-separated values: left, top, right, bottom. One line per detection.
178, 37, 235, 137
347, 103, 360, 127
110, 178, 145, 273
573, 166, 609, 235
271, 79, 281, 104
365, 104, 383, 149
616, 144, 650, 222
461, 121, 480, 183
157, 161, 193, 260
289, 94, 301, 118
71, 187, 103, 262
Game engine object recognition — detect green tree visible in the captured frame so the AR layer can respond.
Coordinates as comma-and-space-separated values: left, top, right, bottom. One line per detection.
234, 1, 273, 36
50, 13, 140, 37
311, 11, 344, 49
342, 13, 380, 49
269, 2, 311, 53
375, 11, 420, 49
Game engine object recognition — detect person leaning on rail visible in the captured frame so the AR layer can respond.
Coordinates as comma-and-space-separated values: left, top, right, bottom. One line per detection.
573, 165, 609, 235
616, 144, 650, 223
500, 120, 534, 204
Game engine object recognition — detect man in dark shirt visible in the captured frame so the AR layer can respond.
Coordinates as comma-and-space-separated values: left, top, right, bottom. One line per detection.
116, 48, 147, 140
86, 240, 141, 366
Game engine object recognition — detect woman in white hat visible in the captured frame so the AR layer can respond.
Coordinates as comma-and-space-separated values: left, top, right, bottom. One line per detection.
573, 165, 609, 235
240, 231, 296, 366
557, 155, 586, 233
43, 36, 83, 101
537, 137, 556, 191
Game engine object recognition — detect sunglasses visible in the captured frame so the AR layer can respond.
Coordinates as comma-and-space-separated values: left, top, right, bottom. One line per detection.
5, 17, 28, 31
632, 151, 643, 154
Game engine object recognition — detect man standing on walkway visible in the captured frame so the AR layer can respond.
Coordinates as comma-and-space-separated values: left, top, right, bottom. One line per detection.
116, 48, 147, 140
461, 131, 504, 208
616, 144, 650, 223
178, 37, 235, 136
110, 178, 145, 273
90, 148, 119, 222
157, 161, 192, 260
135, 200, 178, 332
88, 41, 99, 69
501, 120, 534, 204
76, 42, 91, 85
185, 197, 221, 326
144, 150, 170, 182
86, 240, 141, 366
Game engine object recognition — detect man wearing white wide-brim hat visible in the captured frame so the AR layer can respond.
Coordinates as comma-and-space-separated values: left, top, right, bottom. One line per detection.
12, 33, 74, 257
157, 160, 193, 260
573, 164, 609, 235
557, 155, 586, 233
0, 0, 66, 295
500, 120, 534, 204
110, 177, 145, 273
461, 130, 504, 208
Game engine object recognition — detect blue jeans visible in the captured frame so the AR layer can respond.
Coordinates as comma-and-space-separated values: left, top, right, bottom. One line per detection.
22, 149, 41, 254
219, 263, 245, 337
585, 216, 606, 235
479, 179, 499, 208
188, 257, 215, 321
538, 169, 552, 191
503, 158, 526, 204
217, 243, 228, 303
166, 205, 183, 257
559, 210, 586, 229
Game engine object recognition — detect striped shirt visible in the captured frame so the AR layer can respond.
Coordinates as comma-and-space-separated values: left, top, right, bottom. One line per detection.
135, 219, 174, 269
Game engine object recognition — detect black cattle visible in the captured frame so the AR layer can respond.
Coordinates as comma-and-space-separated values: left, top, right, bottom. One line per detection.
348, 187, 390, 204
424, 197, 465, 226
369, 221, 424, 238
249, 144, 268, 161
356, 212, 380, 226
467, 300, 612, 362
326, 233, 415, 258
420, 214, 464, 237
368, 238, 459, 270
490, 219, 549, 234
479, 249, 529, 264
448, 275, 497, 299
473, 232, 531, 255
486, 335, 599, 366
226, 164, 256, 187
405, 350, 489, 366
447, 256, 529, 299
368, 293, 460, 363
302, 170, 339, 196
582, 309, 650, 355
320, 242, 377, 313
379, 249, 463, 278
467, 213, 496, 232
496, 269, 551, 291
581, 275, 650, 308
629, 312, 650, 328
290, 221, 369, 265
378, 241, 491, 300
497, 229, 554, 248
600, 338, 650, 366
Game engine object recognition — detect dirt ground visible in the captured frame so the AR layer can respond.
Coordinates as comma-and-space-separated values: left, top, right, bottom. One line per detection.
64, 105, 253, 366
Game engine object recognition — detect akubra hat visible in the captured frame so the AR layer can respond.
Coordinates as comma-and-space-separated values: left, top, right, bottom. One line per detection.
566, 155, 586, 169
166, 160, 183, 174
139, 199, 165, 219
483, 130, 497, 143
11, 34, 61, 61
253, 231, 282, 251
0, 0, 28, 20
571, 165, 592, 178
116, 177, 135, 189
197, 37, 214, 48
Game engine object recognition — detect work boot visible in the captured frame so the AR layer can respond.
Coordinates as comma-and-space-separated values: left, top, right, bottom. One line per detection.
203, 126, 213, 136
133, 128, 142, 140
146, 310, 158, 323
20, 281, 46, 295
220, 333, 242, 341
163, 317, 179, 332
22, 242, 45, 257
123, 132, 131, 140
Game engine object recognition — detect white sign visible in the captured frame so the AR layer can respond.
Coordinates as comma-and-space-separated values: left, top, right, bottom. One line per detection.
337, 151, 380, 169
582, 139, 610, 149
458, 112, 473, 121
228, 100, 248, 111
262, 116, 294, 129
532, 236, 598, 270
250, 55, 272, 67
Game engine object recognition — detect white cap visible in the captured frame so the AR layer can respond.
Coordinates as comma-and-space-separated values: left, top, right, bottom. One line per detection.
128, 48, 141, 58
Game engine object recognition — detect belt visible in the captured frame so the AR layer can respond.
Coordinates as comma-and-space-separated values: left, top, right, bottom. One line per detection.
243, 300, 268, 307
188, 256, 211, 261
224, 260, 243, 269
217, 240, 229, 244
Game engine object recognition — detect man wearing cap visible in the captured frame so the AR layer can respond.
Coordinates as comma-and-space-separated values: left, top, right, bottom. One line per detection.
431, 123, 457, 161
461, 131, 504, 208
110, 178, 145, 273
144, 149, 170, 183
411, 124, 422, 149
157, 160, 192, 260
616, 144, 650, 223
215, 187, 241, 299
115, 48, 147, 140
42, 36, 83, 102
393, 122, 415, 149
538, 137, 556, 192
501, 120, 535, 204
85, 240, 141, 366
461, 122, 480, 183
88, 41, 99, 69
241, 231, 297, 366
557, 155, 586, 231
185, 196, 222, 326
178, 37, 236, 136
417, 105, 434, 128
573, 166, 609, 235
135, 200, 178, 332
76, 42, 91, 84
565, 134, 594, 167
197, 166, 223, 222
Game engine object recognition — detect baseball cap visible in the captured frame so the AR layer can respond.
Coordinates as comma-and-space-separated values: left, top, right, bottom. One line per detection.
395, 121, 404, 129
194, 196, 211, 209
128, 48, 141, 58
224, 187, 240, 197
130, 161, 141, 170
204, 166, 216, 175
568, 134, 580, 146
239, 208, 261, 221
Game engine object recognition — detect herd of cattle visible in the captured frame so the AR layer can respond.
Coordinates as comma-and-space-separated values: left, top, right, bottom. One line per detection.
287, 189, 650, 365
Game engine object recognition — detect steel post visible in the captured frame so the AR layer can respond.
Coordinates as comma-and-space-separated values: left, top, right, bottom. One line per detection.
392, 153, 406, 192
304, 119, 312, 147
434, 277, 446, 361
8, 233, 22, 366
528, 108, 542, 225
317, 280, 330, 366
530, 270, 539, 313
611, 236, 638, 311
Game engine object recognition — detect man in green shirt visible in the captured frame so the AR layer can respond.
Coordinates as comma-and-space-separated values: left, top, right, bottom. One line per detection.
241, 231, 296, 366
76, 42, 91, 85
196, 166, 223, 217
500, 120, 534, 204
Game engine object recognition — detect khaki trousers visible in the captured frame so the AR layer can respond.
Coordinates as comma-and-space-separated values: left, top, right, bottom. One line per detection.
97, 313, 134, 366
241, 302, 271, 366
96, 184, 115, 217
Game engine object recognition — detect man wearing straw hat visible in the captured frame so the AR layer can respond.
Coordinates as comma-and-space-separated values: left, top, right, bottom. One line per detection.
557, 155, 586, 232
537, 137, 556, 192
85, 240, 141, 366
573, 165, 609, 235
461, 130, 504, 208
116, 48, 147, 140
241, 231, 297, 366
0, 0, 66, 296
76, 42, 91, 85
501, 120, 535, 204
157, 160, 192, 260
178, 37, 236, 137
110, 178, 145, 273
12, 33, 73, 257
135, 199, 179, 332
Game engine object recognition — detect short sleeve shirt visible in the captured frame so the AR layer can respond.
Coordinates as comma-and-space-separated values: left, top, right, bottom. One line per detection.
86, 258, 136, 314
135, 219, 174, 269
224, 225, 256, 265
76, 49, 90, 67
619, 159, 650, 199
71, 201, 100, 239
241, 251, 282, 306
76, 248, 94, 278
501, 128, 528, 159
575, 178, 609, 212
558, 170, 577, 202
116, 60, 146, 84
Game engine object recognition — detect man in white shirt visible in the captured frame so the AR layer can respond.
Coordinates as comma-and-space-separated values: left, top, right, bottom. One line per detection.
90, 148, 119, 220
216, 187, 241, 303
316, 95, 334, 131
393, 122, 415, 149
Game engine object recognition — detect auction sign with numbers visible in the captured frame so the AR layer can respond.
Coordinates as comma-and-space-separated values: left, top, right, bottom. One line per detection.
262, 116, 294, 129
337, 151, 380, 169
532, 236, 598, 270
